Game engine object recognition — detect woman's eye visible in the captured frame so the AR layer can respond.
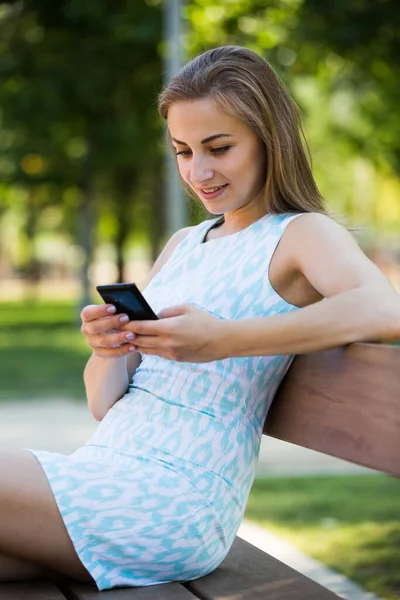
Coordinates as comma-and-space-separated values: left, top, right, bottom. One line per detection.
175, 145, 231, 158
210, 145, 231, 154
175, 150, 192, 157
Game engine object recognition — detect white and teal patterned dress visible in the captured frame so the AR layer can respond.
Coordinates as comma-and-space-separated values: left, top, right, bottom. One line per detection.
27, 212, 304, 591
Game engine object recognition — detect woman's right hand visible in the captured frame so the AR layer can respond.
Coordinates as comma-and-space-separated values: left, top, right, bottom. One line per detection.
80, 304, 135, 358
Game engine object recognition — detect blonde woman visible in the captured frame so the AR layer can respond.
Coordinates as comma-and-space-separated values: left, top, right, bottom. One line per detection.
1, 46, 399, 591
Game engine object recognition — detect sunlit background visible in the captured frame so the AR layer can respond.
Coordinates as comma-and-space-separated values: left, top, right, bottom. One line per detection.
0, 2, 399, 598
0, 0, 399, 308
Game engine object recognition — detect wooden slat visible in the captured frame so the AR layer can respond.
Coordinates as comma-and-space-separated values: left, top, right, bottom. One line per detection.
185, 537, 339, 600
58, 579, 199, 599
265, 343, 400, 476
0, 580, 67, 599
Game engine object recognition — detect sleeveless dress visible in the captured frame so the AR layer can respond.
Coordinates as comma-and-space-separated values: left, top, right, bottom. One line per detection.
26, 211, 304, 591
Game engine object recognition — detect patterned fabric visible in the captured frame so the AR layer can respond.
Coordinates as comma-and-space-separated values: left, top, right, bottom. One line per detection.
27, 211, 304, 590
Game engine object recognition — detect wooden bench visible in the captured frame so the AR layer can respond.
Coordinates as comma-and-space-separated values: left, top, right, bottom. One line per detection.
1, 342, 399, 599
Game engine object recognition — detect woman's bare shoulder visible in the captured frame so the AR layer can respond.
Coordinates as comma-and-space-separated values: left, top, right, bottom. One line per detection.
280, 212, 394, 299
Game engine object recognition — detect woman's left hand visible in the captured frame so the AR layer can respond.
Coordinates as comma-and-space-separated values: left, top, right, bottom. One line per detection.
120, 304, 228, 363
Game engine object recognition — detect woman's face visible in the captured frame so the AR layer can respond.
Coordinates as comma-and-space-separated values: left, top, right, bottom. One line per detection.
167, 97, 267, 216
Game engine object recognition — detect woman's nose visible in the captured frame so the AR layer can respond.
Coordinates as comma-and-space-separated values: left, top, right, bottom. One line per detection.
190, 156, 214, 186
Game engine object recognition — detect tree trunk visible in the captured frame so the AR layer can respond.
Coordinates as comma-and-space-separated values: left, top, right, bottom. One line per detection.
77, 175, 96, 318
150, 158, 166, 263
23, 186, 41, 304
113, 168, 136, 283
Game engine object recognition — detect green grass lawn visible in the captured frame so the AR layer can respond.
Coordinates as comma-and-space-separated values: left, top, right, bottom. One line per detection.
246, 475, 400, 600
0, 300, 90, 400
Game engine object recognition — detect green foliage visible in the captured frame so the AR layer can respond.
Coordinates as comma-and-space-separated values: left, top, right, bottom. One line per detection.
0, 0, 165, 281
184, 0, 400, 243
0, 0, 399, 283
292, 0, 400, 174
0, 1, 164, 180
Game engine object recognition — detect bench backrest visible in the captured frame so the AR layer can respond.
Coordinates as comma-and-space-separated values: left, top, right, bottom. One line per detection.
265, 343, 400, 477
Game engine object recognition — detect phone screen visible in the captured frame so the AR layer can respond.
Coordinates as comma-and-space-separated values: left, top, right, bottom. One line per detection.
97, 284, 158, 320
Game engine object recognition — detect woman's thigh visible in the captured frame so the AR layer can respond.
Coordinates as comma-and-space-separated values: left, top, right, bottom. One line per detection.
0, 551, 50, 581
0, 448, 94, 583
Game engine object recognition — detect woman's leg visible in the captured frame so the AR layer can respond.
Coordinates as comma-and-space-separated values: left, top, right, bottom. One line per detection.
0, 551, 50, 581
0, 448, 94, 583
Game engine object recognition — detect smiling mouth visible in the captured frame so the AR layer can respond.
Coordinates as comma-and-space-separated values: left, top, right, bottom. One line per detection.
200, 184, 228, 194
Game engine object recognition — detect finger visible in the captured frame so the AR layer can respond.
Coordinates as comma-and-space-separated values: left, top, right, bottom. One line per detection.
157, 304, 190, 319
93, 344, 134, 359
129, 345, 171, 360
127, 334, 162, 348
81, 304, 116, 323
120, 320, 166, 335
89, 330, 136, 349
83, 313, 131, 335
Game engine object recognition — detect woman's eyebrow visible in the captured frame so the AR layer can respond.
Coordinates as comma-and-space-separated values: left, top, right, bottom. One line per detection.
172, 133, 233, 146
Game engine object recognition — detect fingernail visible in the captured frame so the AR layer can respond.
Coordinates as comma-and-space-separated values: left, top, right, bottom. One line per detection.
119, 315, 129, 323
128, 346, 137, 352
125, 332, 134, 340
107, 306, 116, 313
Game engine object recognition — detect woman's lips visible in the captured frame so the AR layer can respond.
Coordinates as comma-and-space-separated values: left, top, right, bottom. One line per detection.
198, 184, 228, 200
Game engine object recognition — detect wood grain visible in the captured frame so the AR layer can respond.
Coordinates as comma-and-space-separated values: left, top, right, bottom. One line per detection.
185, 537, 340, 599
265, 343, 400, 476
0, 580, 66, 599
58, 580, 197, 599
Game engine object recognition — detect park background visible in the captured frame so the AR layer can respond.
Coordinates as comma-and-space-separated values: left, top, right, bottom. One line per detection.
0, 1, 399, 599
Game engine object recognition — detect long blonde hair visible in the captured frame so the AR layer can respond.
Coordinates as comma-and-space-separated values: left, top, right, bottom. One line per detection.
158, 46, 333, 218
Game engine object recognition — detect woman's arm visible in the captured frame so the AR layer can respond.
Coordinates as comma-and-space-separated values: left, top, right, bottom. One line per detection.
118, 213, 400, 363
84, 353, 131, 421
223, 285, 400, 357
223, 213, 400, 357
84, 225, 194, 420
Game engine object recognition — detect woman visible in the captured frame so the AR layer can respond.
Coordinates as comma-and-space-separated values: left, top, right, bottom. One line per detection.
1, 46, 399, 590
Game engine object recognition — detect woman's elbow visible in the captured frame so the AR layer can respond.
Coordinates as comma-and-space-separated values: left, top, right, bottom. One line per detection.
87, 395, 120, 422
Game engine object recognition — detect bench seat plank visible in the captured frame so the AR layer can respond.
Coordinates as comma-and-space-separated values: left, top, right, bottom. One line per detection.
59, 579, 200, 599
185, 537, 340, 600
0, 580, 67, 599
266, 343, 400, 475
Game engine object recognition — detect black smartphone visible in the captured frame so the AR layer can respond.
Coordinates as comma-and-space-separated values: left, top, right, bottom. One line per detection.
96, 283, 159, 321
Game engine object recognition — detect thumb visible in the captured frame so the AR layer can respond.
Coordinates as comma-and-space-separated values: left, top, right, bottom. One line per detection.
158, 304, 191, 319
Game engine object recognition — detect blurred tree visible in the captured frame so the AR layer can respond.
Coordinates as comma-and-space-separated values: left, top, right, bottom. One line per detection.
294, 0, 400, 175
184, 0, 399, 246
0, 0, 164, 308
1, 0, 398, 303
285, 0, 400, 249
